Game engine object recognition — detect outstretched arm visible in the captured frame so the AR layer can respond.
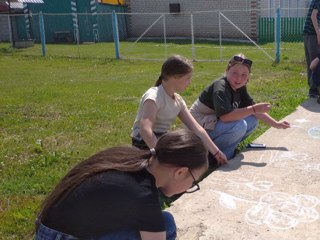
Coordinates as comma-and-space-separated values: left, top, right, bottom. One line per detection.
219, 103, 271, 122
255, 113, 290, 129
178, 108, 228, 165
252, 103, 290, 129
220, 102, 290, 129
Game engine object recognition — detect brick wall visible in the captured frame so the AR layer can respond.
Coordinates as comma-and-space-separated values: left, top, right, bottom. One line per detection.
126, 0, 258, 40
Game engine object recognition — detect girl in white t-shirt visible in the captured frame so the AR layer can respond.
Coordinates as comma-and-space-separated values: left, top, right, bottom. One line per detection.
131, 55, 227, 166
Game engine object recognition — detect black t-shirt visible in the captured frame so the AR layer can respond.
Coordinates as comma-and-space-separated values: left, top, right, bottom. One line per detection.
42, 169, 165, 239
198, 77, 254, 118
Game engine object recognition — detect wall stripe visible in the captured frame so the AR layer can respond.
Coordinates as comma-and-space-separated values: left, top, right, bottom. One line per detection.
90, 0, 99, 42
70, 0, 79, 42
23, 2, 30, 39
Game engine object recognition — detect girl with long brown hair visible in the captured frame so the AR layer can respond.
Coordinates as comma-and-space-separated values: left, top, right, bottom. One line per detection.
35, 129, 208, 240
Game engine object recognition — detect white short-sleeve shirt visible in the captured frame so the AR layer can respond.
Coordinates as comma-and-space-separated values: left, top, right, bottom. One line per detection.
131, 85, 187, 140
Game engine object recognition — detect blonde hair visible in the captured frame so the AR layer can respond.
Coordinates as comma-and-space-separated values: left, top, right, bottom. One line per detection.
227, 53, 252, 72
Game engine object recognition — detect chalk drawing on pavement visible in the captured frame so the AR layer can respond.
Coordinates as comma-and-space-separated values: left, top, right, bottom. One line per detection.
258, 150, 320, 172
245, 192, 319, 229
308, 126, 320, 140
209, 178, 320, 229
258, 151, 308, 167
291, 124, 305, 129
294, 118, 310, 124
209, 178, 273, 202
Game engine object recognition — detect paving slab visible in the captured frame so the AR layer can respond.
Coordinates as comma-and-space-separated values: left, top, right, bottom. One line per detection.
168, 98, 320, 240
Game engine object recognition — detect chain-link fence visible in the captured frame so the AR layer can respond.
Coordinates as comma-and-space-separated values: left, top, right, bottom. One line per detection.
0, 7, 308, 62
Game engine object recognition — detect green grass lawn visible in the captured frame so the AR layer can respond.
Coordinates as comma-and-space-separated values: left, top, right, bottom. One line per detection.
0, 42, 308, 239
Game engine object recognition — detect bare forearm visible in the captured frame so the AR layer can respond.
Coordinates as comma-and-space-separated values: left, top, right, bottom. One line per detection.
256, 113, 290, 129
140, 127, 158, 149
219, 106, 255, 122
311, 10, 320, 34
256, 113, 277, 127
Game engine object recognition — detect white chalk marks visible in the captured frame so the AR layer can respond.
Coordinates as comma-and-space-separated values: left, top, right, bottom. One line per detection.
308, 126, 320, 140
258, 150, 320, 172
245, 192, 319, 229
292, 118, 320, 140
210, 178, 320, 229
294, 118, 310, 123
210, 179, 273, 209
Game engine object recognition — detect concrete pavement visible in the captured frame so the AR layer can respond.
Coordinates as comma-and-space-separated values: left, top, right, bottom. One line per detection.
168, 98, 320, 240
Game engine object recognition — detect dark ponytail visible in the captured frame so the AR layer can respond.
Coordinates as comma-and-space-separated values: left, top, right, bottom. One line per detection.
154, 55, 193, 87
155, 75, 163, 87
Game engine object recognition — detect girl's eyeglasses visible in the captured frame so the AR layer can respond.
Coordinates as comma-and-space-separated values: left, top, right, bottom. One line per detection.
185, 169, 200, 194
231, 56, 253, 67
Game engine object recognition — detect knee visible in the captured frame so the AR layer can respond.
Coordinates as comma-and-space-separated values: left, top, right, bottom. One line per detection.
163, 211, 176, 227
252, 117, 259, 129
233, 120, 248, 136
247, 116, 259, 130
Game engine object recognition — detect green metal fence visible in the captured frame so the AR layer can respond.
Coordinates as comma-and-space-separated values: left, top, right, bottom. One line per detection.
258, 17, 305, 43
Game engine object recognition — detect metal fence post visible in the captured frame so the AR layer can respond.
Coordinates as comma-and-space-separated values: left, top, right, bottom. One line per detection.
112, 10, 120, 60
219, 12, 222, 62
163, 14, 167, 58
39, 11, 46, 57
191, 13, 195, 61
275, 7, 281, 63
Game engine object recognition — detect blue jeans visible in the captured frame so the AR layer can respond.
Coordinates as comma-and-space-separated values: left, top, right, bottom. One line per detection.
35, 223, 78, 240
207, 115, 258, 159
35, 211, 177, 240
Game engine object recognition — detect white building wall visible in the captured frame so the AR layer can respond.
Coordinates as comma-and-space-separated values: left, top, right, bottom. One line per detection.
126, 0, 257, 40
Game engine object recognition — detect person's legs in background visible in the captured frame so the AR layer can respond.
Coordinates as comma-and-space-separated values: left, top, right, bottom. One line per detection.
304, 35, 318, 97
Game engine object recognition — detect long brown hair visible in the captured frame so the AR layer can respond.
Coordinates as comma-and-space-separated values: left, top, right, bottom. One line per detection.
36, 129, 207, 229
155, 55, 193, 87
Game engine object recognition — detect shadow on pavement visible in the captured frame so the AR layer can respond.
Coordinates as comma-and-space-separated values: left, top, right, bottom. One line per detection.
217, 146, 288, 172
300, 98, 320, 113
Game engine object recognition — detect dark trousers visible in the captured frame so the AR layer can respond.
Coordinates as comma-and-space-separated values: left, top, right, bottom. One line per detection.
132, 132, 166, 150
304, 35, 320, 93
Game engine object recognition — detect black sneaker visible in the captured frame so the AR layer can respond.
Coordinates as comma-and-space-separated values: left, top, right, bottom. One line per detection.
309, 89, 318, 98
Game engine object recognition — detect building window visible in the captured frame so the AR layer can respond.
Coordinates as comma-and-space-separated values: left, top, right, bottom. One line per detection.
169, 3, 180, 13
